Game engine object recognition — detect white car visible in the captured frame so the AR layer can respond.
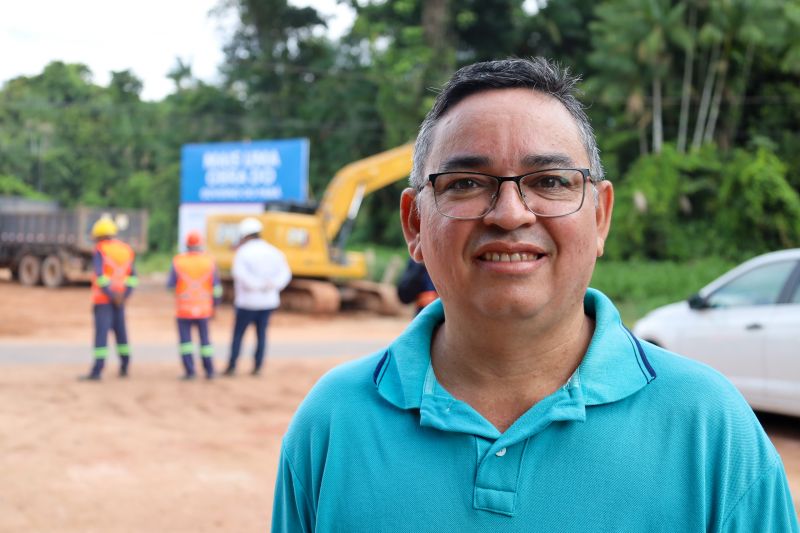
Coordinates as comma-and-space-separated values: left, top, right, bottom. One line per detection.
633, 249, 800, 417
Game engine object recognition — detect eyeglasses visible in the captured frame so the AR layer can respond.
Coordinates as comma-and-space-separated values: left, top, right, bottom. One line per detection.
427, 168, 596, 220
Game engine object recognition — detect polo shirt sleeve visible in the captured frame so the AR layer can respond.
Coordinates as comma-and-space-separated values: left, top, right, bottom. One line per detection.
166, 263, 177, 289
721, 456, 799, 532
231, 250, 256, 289
124, 259, 137, 297
93, 249, 104, 277
93, 250, 114, 300
271, 250, 292, 292
272, 444, 315, 533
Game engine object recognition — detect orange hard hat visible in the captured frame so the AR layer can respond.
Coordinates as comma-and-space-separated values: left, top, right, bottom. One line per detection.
186, 230, 203, 248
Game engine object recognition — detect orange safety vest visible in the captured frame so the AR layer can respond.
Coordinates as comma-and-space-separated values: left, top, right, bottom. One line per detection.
173, 252, 216, 319
92, 239, 135, 305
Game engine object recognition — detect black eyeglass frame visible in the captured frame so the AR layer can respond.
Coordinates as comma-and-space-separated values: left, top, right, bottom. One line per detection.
426, 168, 598, 220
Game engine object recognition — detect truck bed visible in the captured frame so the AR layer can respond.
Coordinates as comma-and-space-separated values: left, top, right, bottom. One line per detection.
0, 207, 148, 255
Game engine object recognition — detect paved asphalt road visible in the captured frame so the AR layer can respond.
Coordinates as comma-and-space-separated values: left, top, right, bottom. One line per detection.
0, 339, 389, 365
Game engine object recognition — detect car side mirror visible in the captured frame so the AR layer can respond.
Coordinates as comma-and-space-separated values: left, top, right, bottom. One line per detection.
687, 293, 709, 310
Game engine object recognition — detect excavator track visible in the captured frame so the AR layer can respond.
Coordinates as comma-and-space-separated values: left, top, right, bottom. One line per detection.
340, 279, 401, 316
279, 279, 401, 315
279, 279, 341, 314
223, 277, 400, 315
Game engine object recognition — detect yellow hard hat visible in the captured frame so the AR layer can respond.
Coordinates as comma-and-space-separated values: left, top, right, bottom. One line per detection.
91, 217, 118, 238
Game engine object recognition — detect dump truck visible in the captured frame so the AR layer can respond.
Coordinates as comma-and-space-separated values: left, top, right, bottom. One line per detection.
0, 198, 148, 287
205, 143, 414, 314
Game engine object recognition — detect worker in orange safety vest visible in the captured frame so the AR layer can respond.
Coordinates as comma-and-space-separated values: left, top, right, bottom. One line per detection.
167, 230, 223, 380
80, 216, 137, 381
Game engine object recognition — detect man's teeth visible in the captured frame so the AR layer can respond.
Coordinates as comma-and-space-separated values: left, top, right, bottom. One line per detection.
481, 252, 541, 262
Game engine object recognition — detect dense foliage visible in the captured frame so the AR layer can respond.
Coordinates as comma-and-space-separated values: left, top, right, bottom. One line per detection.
609, 144, 800, 261
1, 0, 799, 259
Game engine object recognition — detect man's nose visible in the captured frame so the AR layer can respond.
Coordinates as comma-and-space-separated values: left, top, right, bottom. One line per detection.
482, 181, 537, 229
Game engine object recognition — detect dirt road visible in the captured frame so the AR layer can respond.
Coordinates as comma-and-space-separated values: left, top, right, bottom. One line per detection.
0, 278, 409, 533
1, 278, 798, 532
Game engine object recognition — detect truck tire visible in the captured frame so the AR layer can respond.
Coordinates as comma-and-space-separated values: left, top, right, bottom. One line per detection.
41, 255, 65, 288
18, 254, 42, 286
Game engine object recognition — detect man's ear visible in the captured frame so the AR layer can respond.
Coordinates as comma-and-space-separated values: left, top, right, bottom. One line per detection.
594, 181, 614, 257
400, 188, 424, 262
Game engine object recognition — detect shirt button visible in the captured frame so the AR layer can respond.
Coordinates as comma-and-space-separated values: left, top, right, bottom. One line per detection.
495, 448, 507, 457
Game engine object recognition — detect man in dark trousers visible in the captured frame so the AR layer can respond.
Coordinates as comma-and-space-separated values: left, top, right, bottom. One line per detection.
167, 230, 223, 380
80, 216, 137, 381
224, 217, 291, 377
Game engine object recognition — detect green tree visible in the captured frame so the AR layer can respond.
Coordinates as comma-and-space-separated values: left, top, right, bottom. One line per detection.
716, 148, 800, 252
519, 0, 596, 73
0, 174, 49, 198
589, 0, 798, 162
609, 144, 800, 261
589, 0, 689, 155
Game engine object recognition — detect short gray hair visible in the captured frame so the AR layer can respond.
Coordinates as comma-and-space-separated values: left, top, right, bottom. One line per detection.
411, 57, 604, 189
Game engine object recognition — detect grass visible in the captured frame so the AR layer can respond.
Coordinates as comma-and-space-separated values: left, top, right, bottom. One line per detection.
139, 246, 411, 281
136, 251, 174, 275
145, 242, 737, 327
348, 244, 409, 284
591, 257, 737, 325
353, 249, 737, 326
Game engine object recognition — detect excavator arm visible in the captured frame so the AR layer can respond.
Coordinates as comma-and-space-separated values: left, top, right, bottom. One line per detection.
316, 143, 414, 243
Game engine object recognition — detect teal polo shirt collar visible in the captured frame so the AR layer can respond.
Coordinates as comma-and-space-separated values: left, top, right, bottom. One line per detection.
371, 289, 658, 517
373, 288, 657, 441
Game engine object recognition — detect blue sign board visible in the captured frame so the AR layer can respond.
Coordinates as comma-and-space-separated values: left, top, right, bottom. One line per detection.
180, 138, 309, 203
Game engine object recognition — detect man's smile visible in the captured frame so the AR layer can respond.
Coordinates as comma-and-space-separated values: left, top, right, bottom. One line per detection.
474, 241, 549, 264
479, 251, 545, 262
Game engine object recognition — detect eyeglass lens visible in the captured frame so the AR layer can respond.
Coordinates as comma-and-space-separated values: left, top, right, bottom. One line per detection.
432, 170, 586, 218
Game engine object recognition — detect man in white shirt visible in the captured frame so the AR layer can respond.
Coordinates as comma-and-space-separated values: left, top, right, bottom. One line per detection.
223, 217, 291, 376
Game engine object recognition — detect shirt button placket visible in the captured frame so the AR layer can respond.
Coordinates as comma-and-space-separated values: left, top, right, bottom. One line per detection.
473, 441, 526, 516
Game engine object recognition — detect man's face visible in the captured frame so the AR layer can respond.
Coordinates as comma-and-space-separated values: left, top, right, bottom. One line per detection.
401, 88, 613, 323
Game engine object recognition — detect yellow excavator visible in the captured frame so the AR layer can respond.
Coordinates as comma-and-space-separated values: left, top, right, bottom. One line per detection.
205, 143, 414, 314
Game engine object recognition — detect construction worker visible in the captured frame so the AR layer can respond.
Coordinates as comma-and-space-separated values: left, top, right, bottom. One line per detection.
167, 230, 222, 380
80, 216, 137, 381
397, 258, 438, 314
224, 217, 291, 376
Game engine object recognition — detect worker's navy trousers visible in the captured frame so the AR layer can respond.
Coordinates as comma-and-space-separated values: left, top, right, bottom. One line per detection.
228, 308, 272, 371
94, 303, 128, 350
177, 318, 210, 346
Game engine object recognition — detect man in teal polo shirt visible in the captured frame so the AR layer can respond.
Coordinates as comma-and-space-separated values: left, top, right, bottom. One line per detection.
272, 58, 799, 532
